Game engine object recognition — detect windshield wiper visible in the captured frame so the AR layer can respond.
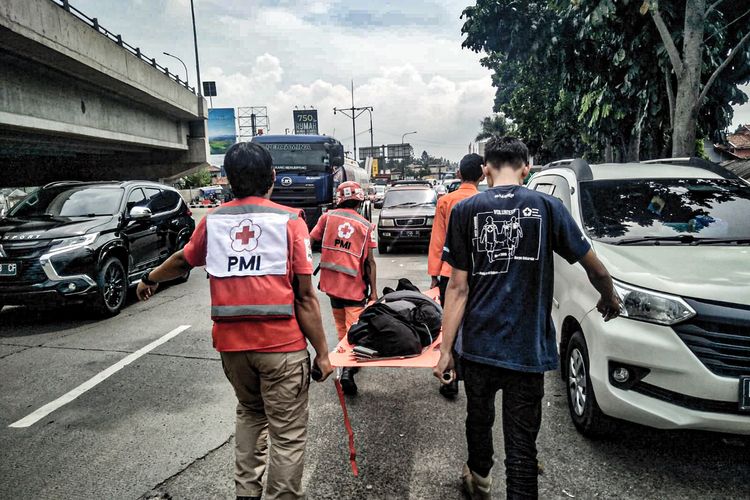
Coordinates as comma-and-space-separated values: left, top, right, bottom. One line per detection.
616, 235, 750, 245
691, 237, 750, 245
614, 235, 701, 245
386, 202, 420, 208
23, 213, 56, 218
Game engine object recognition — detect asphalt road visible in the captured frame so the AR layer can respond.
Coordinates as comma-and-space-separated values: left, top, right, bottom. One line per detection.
0, 209, 748, 499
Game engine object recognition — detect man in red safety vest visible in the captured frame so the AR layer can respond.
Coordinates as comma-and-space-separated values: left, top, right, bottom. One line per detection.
310, 181, 378, 395
136, 142, 333, 500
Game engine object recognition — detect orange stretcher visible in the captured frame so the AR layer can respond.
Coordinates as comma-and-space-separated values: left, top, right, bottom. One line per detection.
329, 287, 443, 476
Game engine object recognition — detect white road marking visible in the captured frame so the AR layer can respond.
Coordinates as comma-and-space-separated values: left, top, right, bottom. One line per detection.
8, 325, 191, 428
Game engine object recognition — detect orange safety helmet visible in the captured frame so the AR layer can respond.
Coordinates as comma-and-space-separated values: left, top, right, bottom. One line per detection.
336, 181, 366, 205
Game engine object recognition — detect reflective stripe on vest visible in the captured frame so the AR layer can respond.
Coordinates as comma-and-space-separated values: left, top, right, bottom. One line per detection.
211, 304, 294, 318
212, 204, 300, 219
329, 209, 369, 226
320, 260, 359, 277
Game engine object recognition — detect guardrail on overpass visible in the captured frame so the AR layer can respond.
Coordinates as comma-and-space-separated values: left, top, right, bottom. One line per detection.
0, 0, 209, 186
50, 0, 196, 95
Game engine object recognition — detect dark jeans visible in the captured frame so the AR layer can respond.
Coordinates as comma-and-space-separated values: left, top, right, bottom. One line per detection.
463, 359, 545, 500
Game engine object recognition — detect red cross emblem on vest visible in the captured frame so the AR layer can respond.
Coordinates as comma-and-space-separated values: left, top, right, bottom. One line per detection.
230, 219, 262, 252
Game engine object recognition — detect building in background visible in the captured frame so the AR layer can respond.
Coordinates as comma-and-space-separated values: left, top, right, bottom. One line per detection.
715, 125, 750, 160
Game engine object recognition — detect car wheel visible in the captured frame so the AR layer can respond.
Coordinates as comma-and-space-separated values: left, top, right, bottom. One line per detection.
378, 240, 388, 254
91, 257, 127, 317
566, 330, 613, 437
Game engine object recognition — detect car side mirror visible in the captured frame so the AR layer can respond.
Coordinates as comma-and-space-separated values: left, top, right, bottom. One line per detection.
129, 206, 152, 220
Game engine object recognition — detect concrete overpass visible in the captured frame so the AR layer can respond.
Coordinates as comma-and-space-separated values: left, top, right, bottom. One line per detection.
0, 0, 209, 187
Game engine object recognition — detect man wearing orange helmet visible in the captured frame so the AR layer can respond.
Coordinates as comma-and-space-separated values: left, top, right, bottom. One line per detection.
310, 181, 378, 394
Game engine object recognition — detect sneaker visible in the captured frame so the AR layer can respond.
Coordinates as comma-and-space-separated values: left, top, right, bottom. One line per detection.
462, 463, 492, 500
439, 379, 459, 399
340, 367, 358, 395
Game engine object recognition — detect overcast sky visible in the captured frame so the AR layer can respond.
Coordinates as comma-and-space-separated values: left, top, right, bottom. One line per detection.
74, 0, 750, 161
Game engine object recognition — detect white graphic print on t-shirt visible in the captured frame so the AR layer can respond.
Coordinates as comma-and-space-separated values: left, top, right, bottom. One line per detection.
472, 207, 542, 275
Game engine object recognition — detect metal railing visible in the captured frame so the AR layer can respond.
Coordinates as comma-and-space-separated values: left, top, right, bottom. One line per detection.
51, 0, 196, 94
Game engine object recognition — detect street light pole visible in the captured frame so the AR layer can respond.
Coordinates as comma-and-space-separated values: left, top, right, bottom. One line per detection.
366, 108, 374, 149
401, 131, 417, 144
162, 52, 188, 85
401, 131, 417, 179
190, 0, 202, 95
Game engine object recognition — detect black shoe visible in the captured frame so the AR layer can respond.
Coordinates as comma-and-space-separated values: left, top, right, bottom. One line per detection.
340, 367, 358, 395
439, 379, 459, 399
237, 496, 260, 500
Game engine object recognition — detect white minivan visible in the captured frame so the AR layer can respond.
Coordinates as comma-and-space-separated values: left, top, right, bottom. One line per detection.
528, 158, 750, 436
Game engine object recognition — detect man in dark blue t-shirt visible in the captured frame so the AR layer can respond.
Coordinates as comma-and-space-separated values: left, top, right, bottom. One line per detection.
434, 137, 620, 500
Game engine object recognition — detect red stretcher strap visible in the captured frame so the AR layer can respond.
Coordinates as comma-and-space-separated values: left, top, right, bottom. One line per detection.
334, 379, 359, 477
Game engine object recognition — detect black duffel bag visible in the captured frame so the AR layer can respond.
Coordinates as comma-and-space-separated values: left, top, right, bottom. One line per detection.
347, 286, 442, 357
347, 303, 426, 357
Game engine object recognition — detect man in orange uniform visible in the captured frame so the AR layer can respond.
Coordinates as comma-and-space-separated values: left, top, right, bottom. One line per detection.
310, 181, 377, 395
136, 142, 333, 500
427, 153, 484, 398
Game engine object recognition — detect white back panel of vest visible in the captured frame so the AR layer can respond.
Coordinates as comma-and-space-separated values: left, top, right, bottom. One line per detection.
206, 213, 289, 277
322, 213, 369, 258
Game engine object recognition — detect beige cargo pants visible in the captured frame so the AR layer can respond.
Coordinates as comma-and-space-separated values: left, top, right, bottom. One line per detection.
220, 349, 310, 500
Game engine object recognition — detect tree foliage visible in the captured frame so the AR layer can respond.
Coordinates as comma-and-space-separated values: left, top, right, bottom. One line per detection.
476, 114, 516, 140
461, 0, 750, 162
181, 168, 212, 189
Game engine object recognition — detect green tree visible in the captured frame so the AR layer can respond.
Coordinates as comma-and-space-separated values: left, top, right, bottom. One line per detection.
476, 114, 515, 141
181, 168, 212, 189
461, 0, 750, 161
644, 0, 750, 156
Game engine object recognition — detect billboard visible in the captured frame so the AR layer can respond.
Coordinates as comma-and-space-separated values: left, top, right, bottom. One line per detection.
360, 146, 385, 158
208, 108, 237, 154
293, 109, 319, 135
387, 143, 413, 158
202, 81, 217, 97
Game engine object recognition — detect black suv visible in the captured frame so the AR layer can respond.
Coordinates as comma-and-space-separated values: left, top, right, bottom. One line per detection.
0, 181, 195, 316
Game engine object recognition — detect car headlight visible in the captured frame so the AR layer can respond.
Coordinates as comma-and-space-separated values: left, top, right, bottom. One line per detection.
47, 233, 99, 256
426, 217, 434, 226
380, 218, 395, 227
613, 280, 695, 325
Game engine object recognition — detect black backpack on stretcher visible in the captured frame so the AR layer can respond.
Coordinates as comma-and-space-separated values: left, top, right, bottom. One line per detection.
347, 281, 443, 358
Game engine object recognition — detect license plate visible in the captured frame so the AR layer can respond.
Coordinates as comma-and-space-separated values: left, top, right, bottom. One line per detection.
403, 231, 418, 237
740, 376, 750, 412
0, 262, 19, 276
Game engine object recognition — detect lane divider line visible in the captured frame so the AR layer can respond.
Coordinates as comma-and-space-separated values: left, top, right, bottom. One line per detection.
8, 325, 191, 429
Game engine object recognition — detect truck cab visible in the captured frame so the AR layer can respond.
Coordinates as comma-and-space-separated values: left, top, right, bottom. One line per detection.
251, 134, 372, 228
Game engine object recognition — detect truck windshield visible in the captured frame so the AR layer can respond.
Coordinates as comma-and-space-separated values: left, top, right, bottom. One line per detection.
580, 178, 750, 244
10, 186, 124, 218
261, 143, 330, 173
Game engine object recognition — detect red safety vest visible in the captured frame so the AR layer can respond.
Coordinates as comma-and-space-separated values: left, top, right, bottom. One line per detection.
205, 202, 301, 321
319, 209, 370, 301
